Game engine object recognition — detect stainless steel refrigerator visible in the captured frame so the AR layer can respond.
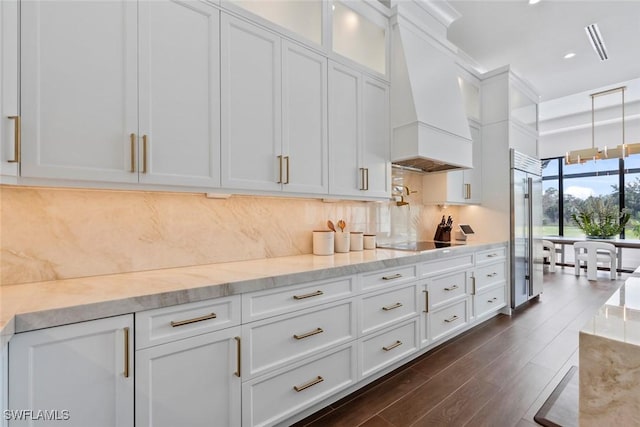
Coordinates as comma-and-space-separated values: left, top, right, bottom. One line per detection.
511, 149, 543, 309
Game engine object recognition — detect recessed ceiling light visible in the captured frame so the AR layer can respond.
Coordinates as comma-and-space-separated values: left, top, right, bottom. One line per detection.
564, 52, 576, 59
529, 0, 541, 4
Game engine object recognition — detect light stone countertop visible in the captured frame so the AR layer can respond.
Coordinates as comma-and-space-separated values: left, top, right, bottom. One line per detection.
1, 241, 507, 343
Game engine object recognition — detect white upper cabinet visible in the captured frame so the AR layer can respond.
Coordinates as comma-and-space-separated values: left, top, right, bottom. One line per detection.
19, 0, 221, 187
221, 14, 328, 195
20, 0, 138, 183
1, 0, 19, 178
138, 1, 221, 188
329, 61, 390, 198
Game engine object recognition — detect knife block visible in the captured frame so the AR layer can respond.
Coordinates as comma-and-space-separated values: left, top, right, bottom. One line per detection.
434, 226, 451, 242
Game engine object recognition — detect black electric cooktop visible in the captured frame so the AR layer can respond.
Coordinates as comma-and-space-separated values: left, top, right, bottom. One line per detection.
376, 240, 466, 251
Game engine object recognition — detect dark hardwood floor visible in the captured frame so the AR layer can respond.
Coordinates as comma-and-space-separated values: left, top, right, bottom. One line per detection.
294, 268, 626, 427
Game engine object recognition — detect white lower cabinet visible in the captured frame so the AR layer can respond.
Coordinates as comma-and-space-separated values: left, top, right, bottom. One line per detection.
429, 299, 470, 343
242, 343, 357, 427
474, 283, 507, 320
360, 318, 419, 378
8, 315, 134, 427
135, 327, 241, 427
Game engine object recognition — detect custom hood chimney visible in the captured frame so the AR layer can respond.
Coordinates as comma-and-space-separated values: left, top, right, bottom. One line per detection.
390, 0, 472, 173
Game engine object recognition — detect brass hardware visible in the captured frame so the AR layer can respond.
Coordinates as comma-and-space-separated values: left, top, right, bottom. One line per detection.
444, 315, 460, 323
383, 340, 402, 351
170, 312, 217, 327
130, 133, 136, 172
234, 336, 241, 377
487, 272, 498, 278
294, 376, 324, 392
464, 183, 471, 199
277, 155, 283, 184
423, 290, 429, 313
471, 275, 476, 295
7, 116, 20, 163
382, 273, 402, 281
444, 285, 459, 291
382, 302, 403, 311
293, 327, 324, 340
487, 253, 499, 258
359, 167, 369, 190
284, 156, 290, 184
364, 168, 369, 190
123, 327, 130, 378
293, 290, 324, 300
142, 134, 148, 173
487, 297, 498, 303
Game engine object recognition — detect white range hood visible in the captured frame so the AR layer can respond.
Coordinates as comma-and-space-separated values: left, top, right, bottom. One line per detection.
390, 1, 473, 173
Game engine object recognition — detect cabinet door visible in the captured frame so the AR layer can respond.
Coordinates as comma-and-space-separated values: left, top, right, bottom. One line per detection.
1, 0, 19, 177
9, 315, 134, 427
281, 41, 328, 195
136, 327, 241, 427
20, 1, 138, 183
138, 1, 220, 188
362, 76, 390, 198
221, 14, 282, 192
328, 61, 361, 197
463, 124, 482, 204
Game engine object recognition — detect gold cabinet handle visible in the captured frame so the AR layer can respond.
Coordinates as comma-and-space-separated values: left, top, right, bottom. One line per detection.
123, 327, 130, 378
364, 168, 369, 190
293, 327, 324, 340
382, 302, 403, 311
284, 155, 290, 184
359, 167, 366, 190
234, 336, 241, 377
170, 312, 217, 327
487, 253, 499, 258
7, 116, 20, 163
487, 272, 498, 278
293, 290, 324, 300
294, 375, 324, 392
444, 315, 460, 323
277, 155, 283, 184
382, 273, 402, 281
471, 275, 476, 295
142, 134, 148, 174
444, 285, 459, 291
423, 290, 429, 313
464, 183, 471, 199
487, 297, 498, 303
382, 340, 402, 351
130, 133, 136, 172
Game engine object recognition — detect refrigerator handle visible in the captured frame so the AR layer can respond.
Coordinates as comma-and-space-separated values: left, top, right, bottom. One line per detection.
527, 177, 533, 296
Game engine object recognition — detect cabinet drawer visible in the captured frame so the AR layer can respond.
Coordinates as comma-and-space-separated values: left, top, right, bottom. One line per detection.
242, 276, 355, 322
360, 264, 418, 291
361, 284, 418, 334
474, 262, 506, 293
136, 295, 241, 349
360, 319, 419, 378
243, 300, 356, 378
476, 247, 506, 265
242, 344, 356, 427
475, 283, 506, 319
430, 299, 469, 342
421, 254, 474, 278
428, 271, 468, 308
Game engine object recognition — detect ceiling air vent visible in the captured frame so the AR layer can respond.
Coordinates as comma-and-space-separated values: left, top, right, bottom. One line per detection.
585, 23, 608, 61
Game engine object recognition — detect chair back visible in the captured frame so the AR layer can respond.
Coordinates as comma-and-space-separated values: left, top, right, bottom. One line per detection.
574, 241, 615, 255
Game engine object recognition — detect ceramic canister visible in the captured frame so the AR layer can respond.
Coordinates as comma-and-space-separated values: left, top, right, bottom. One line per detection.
350, 232, 364, 251
334, 231, 350, 253
363, 234, 376, 250
312, 231, 334, 255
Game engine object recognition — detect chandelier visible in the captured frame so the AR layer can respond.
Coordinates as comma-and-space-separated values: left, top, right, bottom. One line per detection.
565, 86, 639, 164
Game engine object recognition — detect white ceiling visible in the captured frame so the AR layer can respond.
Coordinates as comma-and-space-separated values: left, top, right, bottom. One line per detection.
446, 0, 640, 103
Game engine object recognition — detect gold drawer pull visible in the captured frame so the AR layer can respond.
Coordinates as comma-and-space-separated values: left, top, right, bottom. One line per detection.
444, 315, 460, 323
471, 276, 476, 295
130, 133, 136, 172
444, 285, 459, 291
294, 376, 324, 392
382, 302, 403, 311
142, 134, 148, 173
487, 272, 498, 278
234, 336, 241, 377
487, 297, 498, 303
382, 273, 402, 281
7, 116, 20, 163
423, 290, 429, 313
277, 155, 283, 184
170, 312, 217, 327
293, 290, 324, 300
293, 327, 324, 340
123, 327, 130, 378
487, 253, 499, 258
383, 340, 402, 351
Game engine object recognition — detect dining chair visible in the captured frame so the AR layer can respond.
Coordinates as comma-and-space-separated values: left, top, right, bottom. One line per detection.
574, 241, 616, 281
541, 240, 556, 273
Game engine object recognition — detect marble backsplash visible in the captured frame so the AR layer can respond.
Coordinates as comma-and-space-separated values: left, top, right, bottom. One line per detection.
0, 171, 458, 285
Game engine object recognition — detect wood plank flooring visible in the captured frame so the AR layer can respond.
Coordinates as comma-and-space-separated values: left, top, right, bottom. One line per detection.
293, 269, 625, 427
